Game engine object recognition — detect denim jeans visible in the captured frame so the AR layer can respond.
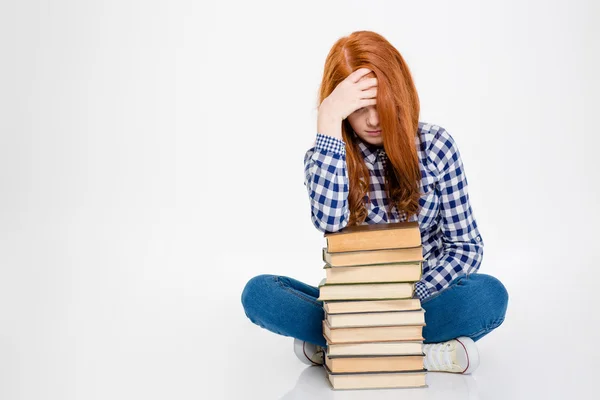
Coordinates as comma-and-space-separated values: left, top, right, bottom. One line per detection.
241, 273, 508, 347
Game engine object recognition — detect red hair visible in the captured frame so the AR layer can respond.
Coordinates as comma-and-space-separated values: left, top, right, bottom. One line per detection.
316, 30, 422, 226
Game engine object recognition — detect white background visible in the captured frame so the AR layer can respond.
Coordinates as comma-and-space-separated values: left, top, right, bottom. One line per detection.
1, 0, 599, 399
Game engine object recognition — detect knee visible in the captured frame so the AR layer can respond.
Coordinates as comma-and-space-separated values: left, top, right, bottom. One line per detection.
469, 273, 509, 318
241, 274, 275, 317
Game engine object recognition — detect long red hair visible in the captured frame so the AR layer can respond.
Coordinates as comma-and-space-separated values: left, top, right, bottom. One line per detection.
316, 30, 422, 226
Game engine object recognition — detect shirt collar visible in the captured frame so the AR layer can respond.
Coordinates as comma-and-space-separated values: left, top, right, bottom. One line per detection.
357, 140, 386, 165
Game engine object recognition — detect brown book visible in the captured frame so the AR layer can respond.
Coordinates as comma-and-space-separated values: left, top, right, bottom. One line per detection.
323, 298, 421, 314
323, 246, 423, 267
324, 364, 427, 390
317, 278, 414, 301
325, 340, 424, 357
324, 221, 421, 253
325, 308, 425, 328
323, 320, 424, 343
325, 353, 424, 373
324, 261, 422, 284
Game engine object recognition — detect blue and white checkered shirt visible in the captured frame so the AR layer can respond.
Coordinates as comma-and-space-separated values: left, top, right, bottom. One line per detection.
303, 122, 484, 301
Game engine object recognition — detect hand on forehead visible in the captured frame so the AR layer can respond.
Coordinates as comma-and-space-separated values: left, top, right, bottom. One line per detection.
359, 71, 376, 81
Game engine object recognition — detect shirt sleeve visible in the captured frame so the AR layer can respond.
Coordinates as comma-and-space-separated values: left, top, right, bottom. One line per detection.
303, 133, 350, 233
416, 127, 485, 300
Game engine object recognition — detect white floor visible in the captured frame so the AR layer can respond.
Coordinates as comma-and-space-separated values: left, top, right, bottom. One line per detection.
1, 234, 599, 400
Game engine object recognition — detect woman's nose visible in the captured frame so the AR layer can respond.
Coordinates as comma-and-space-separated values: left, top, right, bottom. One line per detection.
367, 108, 379, 127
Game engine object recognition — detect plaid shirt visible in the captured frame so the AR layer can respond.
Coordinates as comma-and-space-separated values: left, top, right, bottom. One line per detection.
303, 122, 484, 301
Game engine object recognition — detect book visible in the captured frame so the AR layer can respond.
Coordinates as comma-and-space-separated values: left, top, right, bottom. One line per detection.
325, 340, 424, 357
324, 221, 421, 253
324, 364, 427, 390
317, 220, 427, 390
317, 278, 414, 301
323, 320, 424, 343
325, 353, 425, 373
325, 308, 426, 328
323, 298, 421, 314
322, 246, 423, 267
324, 261, 422, 284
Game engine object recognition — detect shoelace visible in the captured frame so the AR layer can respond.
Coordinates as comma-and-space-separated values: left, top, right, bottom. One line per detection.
424, 342, 454, 370
314, 345, 325, 364
303, 342, 324, 365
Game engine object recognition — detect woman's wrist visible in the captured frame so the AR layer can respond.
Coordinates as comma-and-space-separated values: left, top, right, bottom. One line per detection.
317, 103, 343, 141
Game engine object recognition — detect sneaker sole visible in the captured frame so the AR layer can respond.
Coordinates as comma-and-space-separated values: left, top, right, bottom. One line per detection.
456, 337, 480, 374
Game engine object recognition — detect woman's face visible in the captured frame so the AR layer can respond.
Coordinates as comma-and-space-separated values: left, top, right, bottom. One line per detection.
346, 74, 383, 146
347, 104, 383, 147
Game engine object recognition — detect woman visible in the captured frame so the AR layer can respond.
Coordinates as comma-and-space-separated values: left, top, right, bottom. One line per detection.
241, 31, 508, 374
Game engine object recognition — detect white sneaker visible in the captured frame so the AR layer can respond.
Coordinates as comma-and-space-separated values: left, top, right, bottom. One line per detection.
423, 337, 480, 374
293, 338, 325, 366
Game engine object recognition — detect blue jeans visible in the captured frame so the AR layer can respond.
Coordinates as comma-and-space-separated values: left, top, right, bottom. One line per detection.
241, 273, 508, 347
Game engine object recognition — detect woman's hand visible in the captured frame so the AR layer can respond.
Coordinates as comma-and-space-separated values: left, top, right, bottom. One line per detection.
317, 68, 378, 140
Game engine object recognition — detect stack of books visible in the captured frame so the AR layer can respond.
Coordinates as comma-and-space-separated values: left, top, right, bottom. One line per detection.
317, 221, 428, 390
